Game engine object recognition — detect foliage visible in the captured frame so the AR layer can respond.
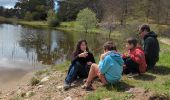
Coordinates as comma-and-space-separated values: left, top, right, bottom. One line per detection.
30, 77, 40, 86
76, 8, 98, 33
24, 12, 33, 21
14, 0, 52, 20
47, 9, 60, 27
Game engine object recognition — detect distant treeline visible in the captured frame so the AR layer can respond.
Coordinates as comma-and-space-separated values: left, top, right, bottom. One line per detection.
0, 0, 54, 20
57, 0, 170, 25
1, 0, 170, 25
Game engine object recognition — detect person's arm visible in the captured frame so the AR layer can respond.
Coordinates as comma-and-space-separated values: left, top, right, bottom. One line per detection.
130, 50, 142, 64
144, 37, 153, 58
71, 52, 79, 63
99, 56, 112, 74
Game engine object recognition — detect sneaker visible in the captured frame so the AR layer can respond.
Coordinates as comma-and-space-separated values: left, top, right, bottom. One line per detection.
81, 84, 94, 91
64, 82, 71, 90
127, 73, 139, 78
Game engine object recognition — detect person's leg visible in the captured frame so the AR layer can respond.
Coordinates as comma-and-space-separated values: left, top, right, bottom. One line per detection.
82, 63, 99, 87
147, 60, 156, 70
77, 64, 89, 79
65, 62, 81, 84
124, 57, 139, 74
82, 64, 107, 90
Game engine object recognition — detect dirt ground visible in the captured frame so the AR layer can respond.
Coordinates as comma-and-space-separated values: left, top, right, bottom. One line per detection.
0, 70, 168, 100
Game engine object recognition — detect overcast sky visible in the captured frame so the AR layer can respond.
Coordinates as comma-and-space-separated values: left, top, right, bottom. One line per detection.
0, 0, 17, 8
0, 0, 58, 10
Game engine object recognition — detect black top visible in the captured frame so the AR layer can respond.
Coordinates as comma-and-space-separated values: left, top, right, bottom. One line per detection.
144, 31, 160, 64
71, 51, 95, 65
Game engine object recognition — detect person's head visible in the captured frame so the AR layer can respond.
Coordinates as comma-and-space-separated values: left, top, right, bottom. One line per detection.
75, 40, 89, 53
126, 37, 138, 50
103, 41, 116, 52
138, 24, 150, 39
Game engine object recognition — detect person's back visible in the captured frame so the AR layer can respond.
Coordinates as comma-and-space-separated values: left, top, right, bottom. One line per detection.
138, 24, 160, 69
144, 31, 160, 69
99, 51, 124, 84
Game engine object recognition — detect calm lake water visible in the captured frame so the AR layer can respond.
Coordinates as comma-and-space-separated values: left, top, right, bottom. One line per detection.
0, 24, 107, 82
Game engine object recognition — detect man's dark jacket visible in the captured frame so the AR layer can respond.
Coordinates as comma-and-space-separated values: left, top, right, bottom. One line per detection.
143, 31, 160, 66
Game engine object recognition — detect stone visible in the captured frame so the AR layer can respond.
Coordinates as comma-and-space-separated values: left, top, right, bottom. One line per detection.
41, 76, 50, 83
26, 91, 35, 97
64, 96, 72, 100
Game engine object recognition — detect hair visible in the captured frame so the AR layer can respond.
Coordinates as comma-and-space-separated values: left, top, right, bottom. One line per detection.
74, 39, 89, 55
138, 24, 151, 32
127, 37, 138, 47
103, 41, 117, 51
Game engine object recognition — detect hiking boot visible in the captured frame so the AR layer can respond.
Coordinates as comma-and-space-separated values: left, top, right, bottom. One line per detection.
64, 82, 71, 91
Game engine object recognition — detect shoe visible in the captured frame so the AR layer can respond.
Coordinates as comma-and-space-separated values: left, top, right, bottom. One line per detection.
127, 73, 138, 78
64, 82, 71, 90
81, 84, 94, 91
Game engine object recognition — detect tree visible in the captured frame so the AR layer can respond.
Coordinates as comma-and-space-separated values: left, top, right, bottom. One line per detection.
24, 11, 33, 21
100, 15, 116, 39
47, 9, 60, 27
76, 8, 98, 33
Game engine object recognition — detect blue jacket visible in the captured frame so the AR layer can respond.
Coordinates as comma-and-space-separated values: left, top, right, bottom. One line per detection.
99, 51, 124, 84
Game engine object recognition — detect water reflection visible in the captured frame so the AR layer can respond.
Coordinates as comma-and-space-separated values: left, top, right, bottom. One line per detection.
0, 24, 106, 70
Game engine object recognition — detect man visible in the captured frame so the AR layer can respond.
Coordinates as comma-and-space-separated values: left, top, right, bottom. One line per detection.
138, 24, 160, 70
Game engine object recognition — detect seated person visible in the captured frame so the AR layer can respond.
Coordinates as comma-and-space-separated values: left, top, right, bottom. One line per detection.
122, 37, 147, 74
64, 40, 95, 90
82, 41, 124, 90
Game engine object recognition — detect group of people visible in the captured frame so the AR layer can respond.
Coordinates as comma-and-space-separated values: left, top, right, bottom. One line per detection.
63, 24, 160, 90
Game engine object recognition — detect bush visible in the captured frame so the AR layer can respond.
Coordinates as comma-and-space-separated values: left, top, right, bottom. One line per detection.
30, 77, 40, 86
76, 8, 98, 33
47, 9, 60, 27
24, 12, 33, 21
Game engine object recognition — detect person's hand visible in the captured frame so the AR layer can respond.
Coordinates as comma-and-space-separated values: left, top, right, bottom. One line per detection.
87, 62, 93, 65
122, 52, 129, 58
78, 52, 88, 58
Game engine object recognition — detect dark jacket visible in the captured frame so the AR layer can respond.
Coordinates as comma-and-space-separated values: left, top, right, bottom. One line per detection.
143, 31, 160, 65
71, 51, 95, 65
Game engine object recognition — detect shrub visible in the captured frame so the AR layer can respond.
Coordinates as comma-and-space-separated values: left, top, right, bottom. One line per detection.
30, 77, 40, 86
76, 8, 98, 33
47, 9, 60, 27
24, 12, 33, 21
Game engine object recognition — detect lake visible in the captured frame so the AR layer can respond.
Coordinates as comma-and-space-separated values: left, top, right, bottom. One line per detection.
0, 24, 107, 83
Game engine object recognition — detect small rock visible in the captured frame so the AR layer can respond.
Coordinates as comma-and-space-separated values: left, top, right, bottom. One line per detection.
64, 96, 72, 100
41, 76, 50, 83
57, 85, 63, 90
26, 91, 35, 97
16, 89, 22, 96
37, 85, 44, 89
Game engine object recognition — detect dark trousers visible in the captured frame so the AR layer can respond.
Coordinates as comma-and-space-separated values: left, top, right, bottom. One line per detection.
123, 57, 140, 74
65, 61, 90, 84
146, 59, 156, 70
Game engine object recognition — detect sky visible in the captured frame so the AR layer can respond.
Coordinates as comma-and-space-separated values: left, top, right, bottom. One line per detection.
0, 0, 59, 10
0, 0, 17, 8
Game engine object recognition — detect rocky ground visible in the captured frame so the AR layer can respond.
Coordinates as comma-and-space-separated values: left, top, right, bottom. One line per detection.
0, 69, 167, 100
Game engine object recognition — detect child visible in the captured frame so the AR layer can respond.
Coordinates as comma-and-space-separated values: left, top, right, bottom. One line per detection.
82, 41, 124, 90
122, 37, 147, 74
64, 40, 95, 90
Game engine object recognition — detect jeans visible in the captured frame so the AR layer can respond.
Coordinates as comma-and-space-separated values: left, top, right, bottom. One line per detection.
123, 57, 140, 74
65, 61, 89, 84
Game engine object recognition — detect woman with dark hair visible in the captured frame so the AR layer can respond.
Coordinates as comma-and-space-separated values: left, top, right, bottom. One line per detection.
64, 40, 95, 90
